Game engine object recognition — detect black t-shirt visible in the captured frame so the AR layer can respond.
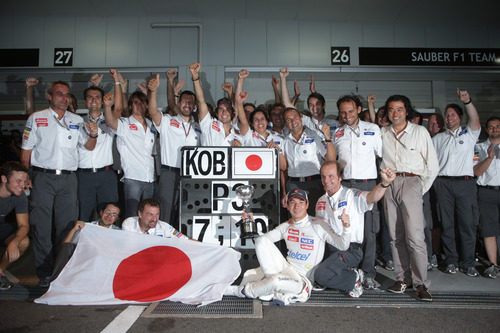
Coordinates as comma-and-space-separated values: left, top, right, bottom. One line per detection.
0, 193, 28, 225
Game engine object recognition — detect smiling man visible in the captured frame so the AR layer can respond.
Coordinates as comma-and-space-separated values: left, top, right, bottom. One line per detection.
381, 95, 439, 301
432, 89, 481, 277
0, 162, 30, 290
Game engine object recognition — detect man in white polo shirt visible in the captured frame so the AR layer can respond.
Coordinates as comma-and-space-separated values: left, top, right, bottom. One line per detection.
432, 88, 481, 277
77, 85, 119, 221
333, 95, 383, 289
104, 69, 157, 218
147, 74, 200, 224
122, 198, 187, 239
21, 80, 98, 286
315, 161, 394, 296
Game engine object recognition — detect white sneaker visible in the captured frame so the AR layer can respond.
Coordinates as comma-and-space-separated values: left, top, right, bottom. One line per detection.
348, 269, 364, 298
223, 285, 246, 298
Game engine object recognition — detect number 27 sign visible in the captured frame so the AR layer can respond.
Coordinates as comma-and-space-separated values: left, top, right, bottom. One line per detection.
54, 48, 73, 66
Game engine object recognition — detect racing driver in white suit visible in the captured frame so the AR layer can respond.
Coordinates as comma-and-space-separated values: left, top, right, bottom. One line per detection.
225, 188, 352, 305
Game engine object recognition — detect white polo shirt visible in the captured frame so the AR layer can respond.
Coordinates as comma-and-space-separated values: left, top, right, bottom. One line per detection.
334, 120, 382, 180
22, 108, 88, 171
433, 126, 481, 176
282, 127, 326, 177
315, 186, 372, 244
78, 113, 114, 169
122, 216, 187, 239
242, 129, 284, 148
199, 114, 242, 146
155, 114, 201, 168
116, 116, 156, 182
474, 139, 500, 186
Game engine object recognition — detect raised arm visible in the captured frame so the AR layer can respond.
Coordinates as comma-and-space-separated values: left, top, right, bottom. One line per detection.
291, 80, 300, 106
367, 94, 376, 123
457, 88, 480, 131
25, 77, 38, 115
321, 124, 336, 161
366, 168, 396, 204
90, 73, 104, 88
474, 144, 495, 177
221, 82, 234, 103
147, 73, 163, 126
309, 74, 316, 94
279, 68, 294, 108
118, 72, 129, 117
189, 62, 209, 121
271, 75, 281, 103
235, 91, 250, 136
105, 69, 121, 130
166, 69, 180, 115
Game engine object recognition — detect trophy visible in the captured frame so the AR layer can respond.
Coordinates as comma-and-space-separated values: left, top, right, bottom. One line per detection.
235, 185, 259, 239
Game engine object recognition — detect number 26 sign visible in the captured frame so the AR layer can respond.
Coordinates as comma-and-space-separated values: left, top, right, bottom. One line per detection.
331, 47, 350, 65
54, 48, 73, 66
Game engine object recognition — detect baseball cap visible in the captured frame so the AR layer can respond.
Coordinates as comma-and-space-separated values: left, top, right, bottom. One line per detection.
287, 188, 309, 202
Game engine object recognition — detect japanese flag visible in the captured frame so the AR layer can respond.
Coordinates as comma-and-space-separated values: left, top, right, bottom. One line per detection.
35, 224, 241, 306
232, 148, 275, 178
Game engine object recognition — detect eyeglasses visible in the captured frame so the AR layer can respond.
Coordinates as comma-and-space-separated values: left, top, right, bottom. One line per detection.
104, 210, 118, 218
487, 125, 500, 130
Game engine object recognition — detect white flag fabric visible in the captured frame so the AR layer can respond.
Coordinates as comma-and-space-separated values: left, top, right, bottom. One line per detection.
35, 224, 241, 306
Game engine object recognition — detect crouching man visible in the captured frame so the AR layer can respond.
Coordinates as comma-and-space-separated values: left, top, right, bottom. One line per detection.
225, 188, 351, 306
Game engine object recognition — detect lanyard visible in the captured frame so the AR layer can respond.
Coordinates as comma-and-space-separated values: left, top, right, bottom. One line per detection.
182, 122, 192, 138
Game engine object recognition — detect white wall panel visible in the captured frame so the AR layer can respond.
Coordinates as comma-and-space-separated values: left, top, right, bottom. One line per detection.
235, 19, 267, 65
43, 17, 76, 68
75, 17, 107, 67
363, 24, 394, 47
298, 21, 331, 66
331, 22, 362, 66
394, 25, 425, 47
425, 26, 457, 48
170, 27, 199, 66
138, 17, 172, 66
0, 16, 14, 48
267, 20, 299, 66
202, 19, 235, 66
106, 17, 139, 67
12, 17, 45, 49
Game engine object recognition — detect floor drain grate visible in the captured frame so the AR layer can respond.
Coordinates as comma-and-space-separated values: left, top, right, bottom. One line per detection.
143, 297, 262, 318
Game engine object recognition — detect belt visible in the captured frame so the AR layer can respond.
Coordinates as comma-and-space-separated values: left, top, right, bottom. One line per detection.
349, 242, 363, 250
396, 172, 418, 177
161, 165, 180, 172
343, 179, 376, 183
78, 165, 113, 173
479, 185, 500, 191
32, 166, 74, 175
438, 175, 473, 180
289, 174, 321, 182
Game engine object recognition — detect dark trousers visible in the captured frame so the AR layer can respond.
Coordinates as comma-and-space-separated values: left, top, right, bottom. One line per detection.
342, 179, 379, 279
434, 177, 478, 268
314, 243, 363, 292
158, 167, 181, 225
30, 171, 78, 278
77, 168, 118, 221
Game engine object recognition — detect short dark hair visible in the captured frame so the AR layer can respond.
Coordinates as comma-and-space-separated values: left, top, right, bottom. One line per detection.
270, 103, 285, 113
98, 202, 121, 214
83, 86, 105, 100
486, 116, 500, 128
307, 92, 325, 107
249, 108, 269, 128
138, 198, 160, 213
0, 161, 28, 182
384, 95, 416, 122
179, 90, 196, 103
47, 80, 70, 95
445, 103, 464, 119
243, 103, 256, 111
430, 113, 445, 131
336, 95, 362, 110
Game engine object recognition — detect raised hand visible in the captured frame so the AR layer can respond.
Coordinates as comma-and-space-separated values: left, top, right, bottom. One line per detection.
90, 73, 104, 87
147, 73, 160, 92
340, 209, 350, 228
25, 77, 39, 87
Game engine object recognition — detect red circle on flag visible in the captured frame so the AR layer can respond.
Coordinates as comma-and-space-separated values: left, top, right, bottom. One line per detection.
245, 154, 262, 171
113, 246, 192, 302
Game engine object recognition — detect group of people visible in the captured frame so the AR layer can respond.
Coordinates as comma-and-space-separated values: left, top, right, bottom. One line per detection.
0, 63, 498, 306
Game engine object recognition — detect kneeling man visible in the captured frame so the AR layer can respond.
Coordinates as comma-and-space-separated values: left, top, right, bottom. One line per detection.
226, 188, 351, 305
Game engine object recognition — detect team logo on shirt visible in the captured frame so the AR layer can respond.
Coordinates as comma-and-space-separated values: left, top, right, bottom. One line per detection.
287, 235, 299, 242
473, 152, 480, 162
459, 129, 468, 136
288, 228, 299, 235
335, 129, 344, 138
353, 190, 362, 198
211, 121, 221, 132
316, 201, 326, 211
300, 244, 314, 251
338, 201, 347, 208
300, 237, 314, 244
170, 119, 180, 128
69, 124, 79, 130
304, 139, 314, 144
129, 124, 138, 131
36, 118, 48, 127
363, 131, 374, 136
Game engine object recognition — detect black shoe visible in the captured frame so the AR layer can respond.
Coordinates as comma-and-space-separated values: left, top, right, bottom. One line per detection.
387, 281, 406, 294
38, 276, 51, 288
0, 275, 14, 290
416, 285, 432, 301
